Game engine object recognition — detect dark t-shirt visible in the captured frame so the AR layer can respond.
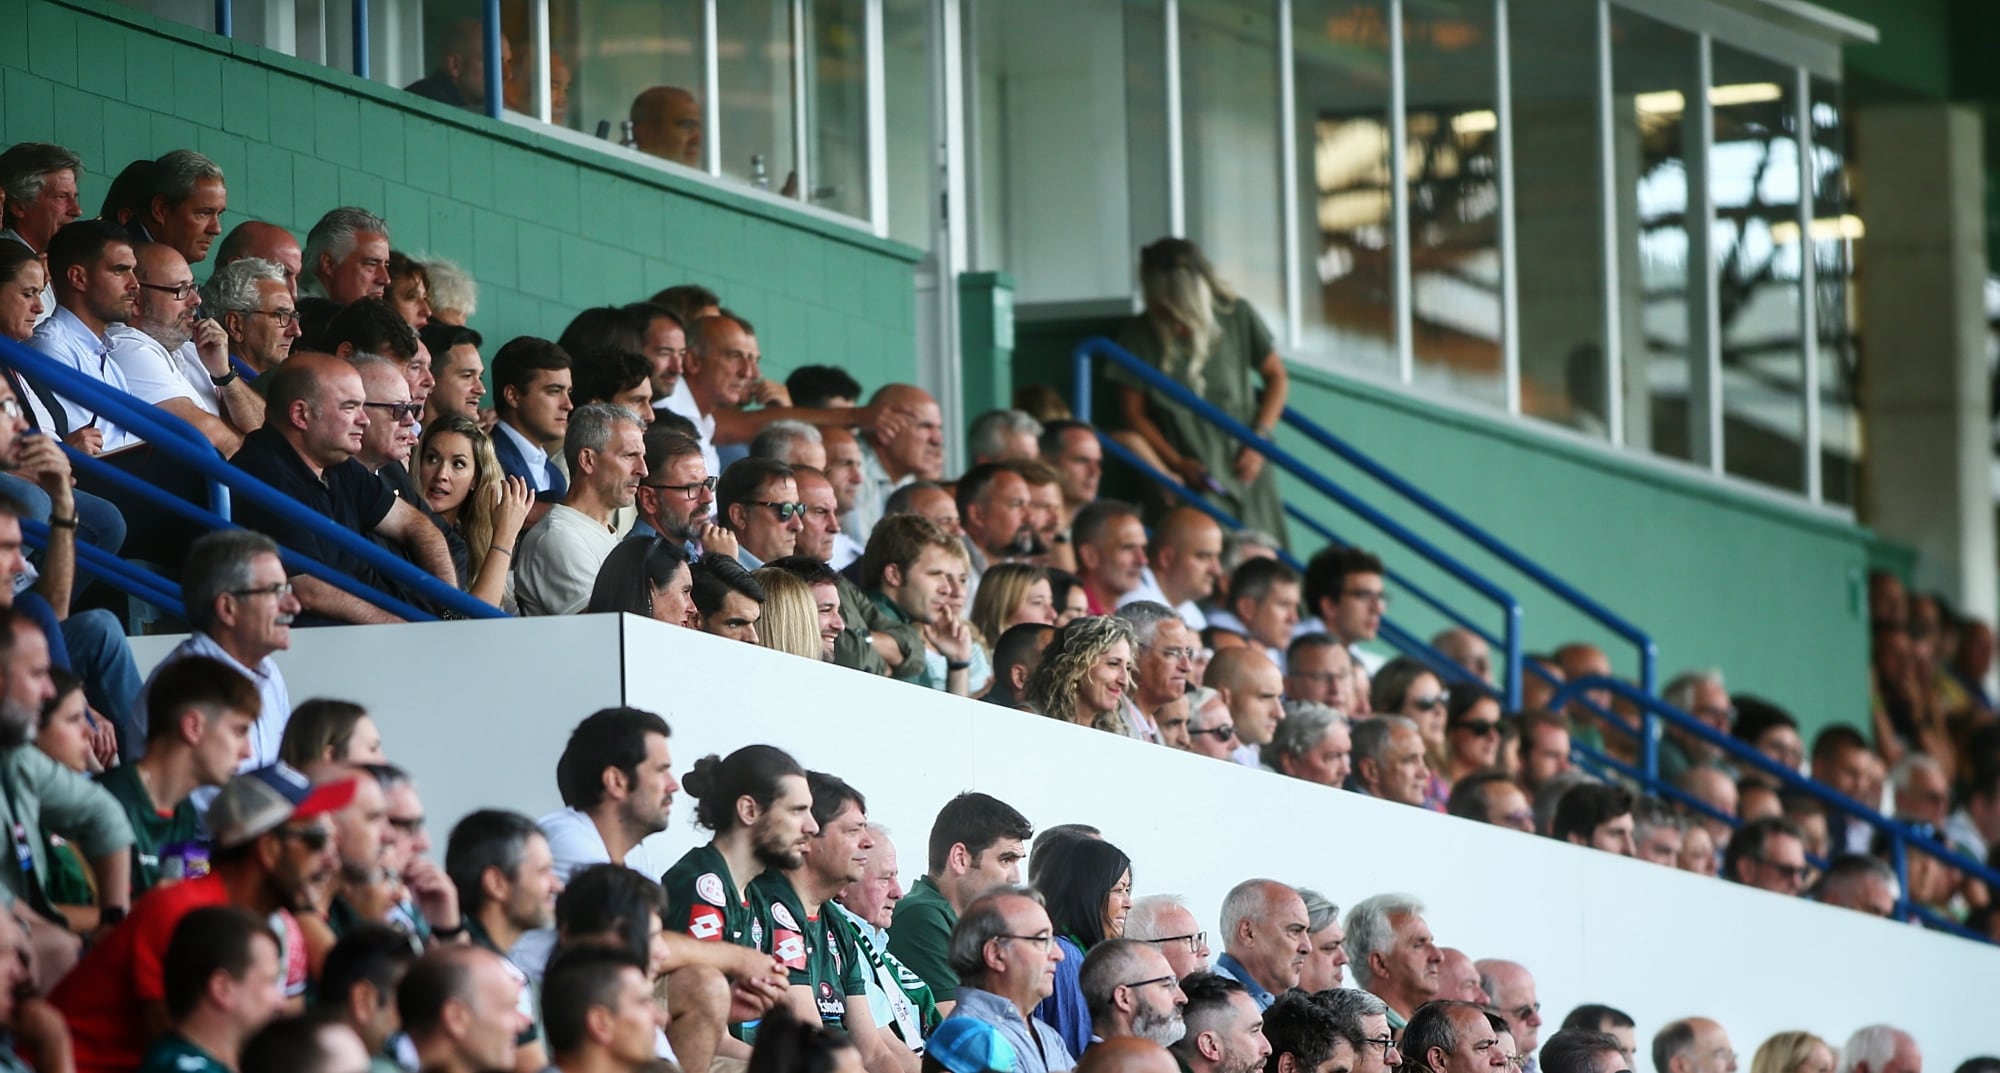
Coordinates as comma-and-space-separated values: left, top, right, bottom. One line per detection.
231, 427, 400, 605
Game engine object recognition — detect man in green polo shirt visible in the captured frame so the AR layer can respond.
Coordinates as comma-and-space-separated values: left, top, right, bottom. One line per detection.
858, 514, 973, 694
660, 744, 818, 1067
110, 656, 260, 893
888, 791, 1033, 1016
139, 906, 285, 1073
748, 772, 916, 1073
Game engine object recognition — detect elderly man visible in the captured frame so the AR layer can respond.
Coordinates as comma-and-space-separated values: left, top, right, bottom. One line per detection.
0, 142, 82, 325
1476, 960, 1543, 1073
1431, 628, 1492, 686
968, 410, 1042, 466
230, 353, 454, 624
1629, 798, 1684, 867
1674, 765, 1737, 850
631, 86, 705, 166
200, 256, 300, 381
1117, 602, 1195, 745
1840, 1026, 1920, 1073
109, 242, 262, 454
1436, 950, 1487, 1006
842, 382, 946, 539
1266, 703, 1352, 788
1342, 894, 1439, 1030
942, 887, 1075, 1073
1168, 973, 1268, 1073
1659, 670, 1732, 780
1181, 688, 1239, 763
716, 457, 801, 571
300, 207, 391, 306
1125, 895, 1211, 979
1214, 880, 1310, 1011
1350, 717, 1428, 807
1401, 1002, 1506, 1073
516, 403, 648, 616
1080, 939, 1186, 1046
1121, 508, 1224, 632
1651, 1019, 1737, 1073
1206, 649, 1284, 769
1554, 643, 1617, 744
835, 825, 937, 1050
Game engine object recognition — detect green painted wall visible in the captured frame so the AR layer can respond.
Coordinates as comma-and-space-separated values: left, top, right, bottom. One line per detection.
0, 0, 921, 389
1015, 322, 1875, 734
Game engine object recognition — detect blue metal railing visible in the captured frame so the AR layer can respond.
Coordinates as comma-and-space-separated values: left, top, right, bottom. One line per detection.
20, 518, 187, 620
0, 336, 503, 622
1552, 674, 2000, 941
1074, 338, 1525, 709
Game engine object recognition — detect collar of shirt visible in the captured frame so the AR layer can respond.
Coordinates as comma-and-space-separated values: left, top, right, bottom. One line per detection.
46, 305, 110, 357
495, 419, 548, 471
953, 987, 1029, 1026
1216, 952, 1275, 1009
831, 901, 888, 950
737, 545, 764, 571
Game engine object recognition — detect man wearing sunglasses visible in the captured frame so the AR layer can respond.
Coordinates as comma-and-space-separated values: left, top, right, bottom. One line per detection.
715, 457, 802, 571
52, 763, 355, 1073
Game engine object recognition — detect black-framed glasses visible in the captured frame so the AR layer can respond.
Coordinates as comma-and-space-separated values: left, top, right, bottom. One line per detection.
1343, 587, 1391, 606
756, 500, 808, 522
1753, 858, 1811, 883
388, 815, 427, 835
229, 582, 294, 599
1188, 724, 1236, 742
1360, 1037, 1398, 1060
364, 400, 424, 422
247, 307, 300, 327
646, 476, 717, 500
1454, 718, 1500, 736
996, 933, 1055, 950
1142, 932, 1206, 954
139, 280, 199, 301
1118, 974, 1178, 994
278, 824, 331, 851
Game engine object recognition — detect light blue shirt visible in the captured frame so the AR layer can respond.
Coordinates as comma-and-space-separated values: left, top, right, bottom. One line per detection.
1216, 952, 1276, 1011
26, 306, 142, 450
949, 988, 1076, 1073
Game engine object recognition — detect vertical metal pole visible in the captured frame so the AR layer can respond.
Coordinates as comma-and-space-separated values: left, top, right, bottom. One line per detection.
865, 0, 889, 237
935, 0, 969, 473
352, 0, 370, 79
1495, 0, 1520, 414
1596, 0, 1623, 444
703, 0, 722, 176
215, 0, 233, 38
1796, 66, 1822, 502
1501, 601, 1522, 712
532, 0, 551, 123
1278, 0, 1302, 350
482, 0, 502, 118
791, 0, 812, 201
1165, 0, 1186, 237
1640, 708, 1659, 782
1389, 0, 1412, 383
1688, 35, 1721, 470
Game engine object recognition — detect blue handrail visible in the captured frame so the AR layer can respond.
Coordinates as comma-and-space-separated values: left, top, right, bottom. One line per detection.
1283, 504, 1503, 658
1549, 673, 2000, 932
1074, 338, 1524, 709
0, 336, 503, 621
1274, 400, 1659, 697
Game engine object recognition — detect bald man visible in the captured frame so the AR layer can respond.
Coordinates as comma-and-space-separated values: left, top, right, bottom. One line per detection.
213, 220, 304, 299
1079, 1038, 1180, 1073
848, 383, 946, 537
1437, 949, 1487, 1006
1477, 960, 1543, 1069
1205, 648, 1283, 768
632, 86, 704, 166
1432, 628, 1492, 686
1653, 1019, 1735, 1073
1214, 880, 1310, 1009
1120, 507, 1224, 632
110, 242, 262, 454
404, 18, 511, 111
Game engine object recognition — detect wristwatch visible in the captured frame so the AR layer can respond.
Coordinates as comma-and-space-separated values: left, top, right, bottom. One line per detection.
210, 369, 239, 387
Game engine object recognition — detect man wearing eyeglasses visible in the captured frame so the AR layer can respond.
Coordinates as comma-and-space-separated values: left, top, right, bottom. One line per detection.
633, 427, 735, 558
108, 243, 263, 455
1311, 989, 1400, 1073
1474, 961, 1543, 1073
1300, 547, 1391, 675
1117, 602, 1194, 746
51, 764, 354, 1073
201, 255, 300, 386
1720, 816, 1810, 897
1401, 1001, 1510, 1073
1078, 938, 1186, 1047
716, 457, 802, 571
1181, 688, 1239, 764
939, 886, 1075, 1073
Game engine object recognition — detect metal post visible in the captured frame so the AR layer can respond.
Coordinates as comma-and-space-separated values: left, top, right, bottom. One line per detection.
352, 0, 370, 80
1388, 0, 1412, 383
215, 0, 233, 38
1278, 0, 1302, 350
1596, 0, 1623, 443
482, 0, 503, 118
1495, 0, 1520, 414
532, 0, 551, 123
1889, 833, 1910, 920
1795, 66, 1821, 502
791, 0, 811, 202
1640, 709, 1659, 781
1688, 34, 1721, 469
865, 0, 888, 236
703, 0, 722, 175
1165, 0, 1185, 237
1501, 601, 1522, 712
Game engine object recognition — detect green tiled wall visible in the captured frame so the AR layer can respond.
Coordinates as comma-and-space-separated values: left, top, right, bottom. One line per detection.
0, 0, 921, 390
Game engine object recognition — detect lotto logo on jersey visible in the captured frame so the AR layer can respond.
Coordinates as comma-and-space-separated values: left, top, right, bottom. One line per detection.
774, 930, 808, 970
688, 905, 725, 941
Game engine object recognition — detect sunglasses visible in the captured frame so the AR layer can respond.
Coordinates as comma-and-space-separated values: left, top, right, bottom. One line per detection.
1411, 693, 1451, 712
1189, 724, 1236, 742
363, 400, 424, 423
1454, 718, 1500, 736
278, 824, 332, 851
755, 501, 809, 522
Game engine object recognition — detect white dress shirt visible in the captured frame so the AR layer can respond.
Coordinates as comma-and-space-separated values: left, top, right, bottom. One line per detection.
107, 326, 222, 414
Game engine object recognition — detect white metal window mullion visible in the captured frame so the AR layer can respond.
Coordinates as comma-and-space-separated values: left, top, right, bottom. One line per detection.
1496, 0, 1520, 415
1278, 0, 1302, 350
1795, 65, 1821, 502
1389, 0, 1412, 383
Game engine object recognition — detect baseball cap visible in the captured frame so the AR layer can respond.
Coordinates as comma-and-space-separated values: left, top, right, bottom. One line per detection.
925, 1018, 1016, 1073
206, 763, 358, 850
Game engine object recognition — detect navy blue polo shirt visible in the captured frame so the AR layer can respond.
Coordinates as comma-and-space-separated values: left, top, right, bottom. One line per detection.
231, 427, 396, 586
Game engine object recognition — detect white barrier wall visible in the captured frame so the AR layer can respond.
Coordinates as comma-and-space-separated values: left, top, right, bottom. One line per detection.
135, 616, 1998, 1067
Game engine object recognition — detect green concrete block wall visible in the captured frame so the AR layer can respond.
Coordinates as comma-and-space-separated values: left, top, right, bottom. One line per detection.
0, 0, 921, 390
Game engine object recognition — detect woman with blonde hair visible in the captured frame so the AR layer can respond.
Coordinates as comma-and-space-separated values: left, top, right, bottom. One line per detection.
1112, 237, 1290, 542
1749, 1032, 1835, 1073
419, 416, 532, 609
751, 567, 827, 661
970, 563, 1056, 646
1026, 615, 1136, 736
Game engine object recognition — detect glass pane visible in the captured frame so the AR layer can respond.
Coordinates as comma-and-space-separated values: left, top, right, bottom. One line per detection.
1403, 0, 1502, 407
1809, 78, 1857, 507
1293, 0, 1396, 379
572, 0, 706, 156
1182, 1, 1285, 331
1609, 8, 1699, 463
883, 0, 935, 249
717, 0, 798, 193
805, 0, 868, 219
1511, 0, 1607, 436
1712, 46, 1805, 493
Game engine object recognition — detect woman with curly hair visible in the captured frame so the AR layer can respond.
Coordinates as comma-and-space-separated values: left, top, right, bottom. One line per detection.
970, 562, 1056, 646
1025, 615, 1135, 735
418, 416, 532, 609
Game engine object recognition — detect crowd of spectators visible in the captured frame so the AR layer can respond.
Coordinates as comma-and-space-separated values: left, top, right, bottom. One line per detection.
0, 85, 1995, 1073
